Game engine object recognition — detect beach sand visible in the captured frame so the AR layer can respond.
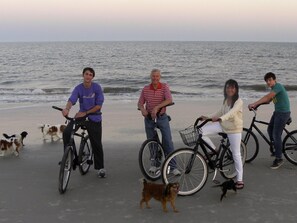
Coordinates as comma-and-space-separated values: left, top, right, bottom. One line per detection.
0, 99, 297, 222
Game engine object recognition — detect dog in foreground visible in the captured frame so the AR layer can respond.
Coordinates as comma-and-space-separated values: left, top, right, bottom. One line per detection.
0, 131, 28, 156
38, 124, 66, 140
214, 179, 237, 201
140, 179, 179, 213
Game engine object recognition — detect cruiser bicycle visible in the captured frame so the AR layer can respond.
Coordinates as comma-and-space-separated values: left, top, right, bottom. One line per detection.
52, 106, 94, 194
162, 118, 247, 196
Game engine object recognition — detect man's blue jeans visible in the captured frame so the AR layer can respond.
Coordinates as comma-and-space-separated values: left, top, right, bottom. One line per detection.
267, 111, 291, 159
144, 114, 174, 157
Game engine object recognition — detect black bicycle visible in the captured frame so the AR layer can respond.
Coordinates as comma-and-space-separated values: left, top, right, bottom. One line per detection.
242, 103, 297, 164
161, 118, 247, 196
52, 106, 94, 194
138, 103, 174, 181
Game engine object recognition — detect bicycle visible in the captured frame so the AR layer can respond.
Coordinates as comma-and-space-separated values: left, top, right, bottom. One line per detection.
161, 118, 247, 196
242, 103, 297, 164
138, 103, 174, 181
52, 106, 94, 194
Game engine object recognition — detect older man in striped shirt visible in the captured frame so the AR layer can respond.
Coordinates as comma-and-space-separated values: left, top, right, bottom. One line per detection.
138, 69, 180, 176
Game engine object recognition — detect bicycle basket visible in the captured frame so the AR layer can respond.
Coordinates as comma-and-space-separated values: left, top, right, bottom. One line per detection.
179, 125, 199, 147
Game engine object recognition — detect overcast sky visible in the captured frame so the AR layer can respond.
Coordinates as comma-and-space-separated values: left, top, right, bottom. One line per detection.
1, 0, 297, 42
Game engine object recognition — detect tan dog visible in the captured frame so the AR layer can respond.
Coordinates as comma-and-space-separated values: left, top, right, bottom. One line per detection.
140, 179, 179, 213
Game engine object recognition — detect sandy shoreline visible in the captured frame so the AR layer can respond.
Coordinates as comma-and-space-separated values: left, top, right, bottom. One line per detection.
0, 98, 296, 146
1, 99, 297, 222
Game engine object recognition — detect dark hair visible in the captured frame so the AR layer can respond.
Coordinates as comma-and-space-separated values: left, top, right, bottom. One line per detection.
264, 72, 276, 81
82, 67, 95, 77
224, 79, 239, 108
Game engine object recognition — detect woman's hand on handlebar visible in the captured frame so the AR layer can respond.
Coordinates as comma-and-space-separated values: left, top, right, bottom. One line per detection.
211, 116, 221, 122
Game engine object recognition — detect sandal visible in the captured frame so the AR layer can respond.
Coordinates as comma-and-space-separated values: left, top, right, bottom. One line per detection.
235, 181, 244, 190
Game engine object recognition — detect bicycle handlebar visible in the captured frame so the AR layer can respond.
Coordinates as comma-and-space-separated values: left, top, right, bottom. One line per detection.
249, 102, 270, 111
137, 102, 175, 111
194, 117, 212, 128
52, 106, 101, 122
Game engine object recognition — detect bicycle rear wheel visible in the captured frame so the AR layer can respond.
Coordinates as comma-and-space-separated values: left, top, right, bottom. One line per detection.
58, 146, 73, 194
139, 139, 165, 181
242, 128, 259, 163
283, 130, 297, 165
78, 135, 93, 175
220, 142, 247, 179
161, 148, 208, 196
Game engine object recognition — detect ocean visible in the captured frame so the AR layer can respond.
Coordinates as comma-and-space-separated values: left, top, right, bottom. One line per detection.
0, 41, 297, 107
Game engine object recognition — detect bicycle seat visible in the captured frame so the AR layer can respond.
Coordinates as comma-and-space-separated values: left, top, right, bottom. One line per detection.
81, 125, 87, 130
286, 117, 292, 125
218, 132, 227, 139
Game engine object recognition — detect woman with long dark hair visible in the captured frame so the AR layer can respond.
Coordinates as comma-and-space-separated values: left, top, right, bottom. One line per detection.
200, 79, 244, 189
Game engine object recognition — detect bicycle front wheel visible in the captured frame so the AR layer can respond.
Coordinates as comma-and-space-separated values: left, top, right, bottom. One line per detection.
220, 142, 247, 179
139, 139, 165, 181
283, 130, 297, 165
161, 148, 208, 196
58, 146, 73, 194
78, 135, 93, 175
242, 128, 259, 163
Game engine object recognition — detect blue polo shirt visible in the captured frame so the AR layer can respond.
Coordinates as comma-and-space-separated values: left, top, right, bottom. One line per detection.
69, 83, 104, 122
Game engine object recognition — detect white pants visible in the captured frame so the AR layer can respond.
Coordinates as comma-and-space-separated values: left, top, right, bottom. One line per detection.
201, 122, 243, 182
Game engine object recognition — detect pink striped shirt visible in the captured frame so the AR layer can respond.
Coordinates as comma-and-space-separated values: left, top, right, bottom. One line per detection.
138, 83, 172, 114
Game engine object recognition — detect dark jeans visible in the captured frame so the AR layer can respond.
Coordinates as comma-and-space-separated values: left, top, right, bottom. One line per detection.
267, 111, 291, 159
63, 120, 104, 170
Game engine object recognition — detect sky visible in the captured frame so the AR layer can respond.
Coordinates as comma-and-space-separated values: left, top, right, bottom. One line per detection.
1, 0, 297, 42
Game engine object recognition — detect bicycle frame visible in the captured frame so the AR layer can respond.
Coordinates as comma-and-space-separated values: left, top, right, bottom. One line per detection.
186, 119, 230, 181
246, 109, 291, 148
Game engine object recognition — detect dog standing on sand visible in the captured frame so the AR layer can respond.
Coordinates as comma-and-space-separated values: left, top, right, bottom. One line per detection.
140, 179, 179, 213
0, 131, 28, 156
213, 179, 237, 201
38, 124, 66, 141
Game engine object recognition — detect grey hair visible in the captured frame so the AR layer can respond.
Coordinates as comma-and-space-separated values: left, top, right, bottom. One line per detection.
151, 69, 161, 75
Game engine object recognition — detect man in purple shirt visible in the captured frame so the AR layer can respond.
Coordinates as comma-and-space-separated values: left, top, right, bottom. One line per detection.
62, 67, 105, 177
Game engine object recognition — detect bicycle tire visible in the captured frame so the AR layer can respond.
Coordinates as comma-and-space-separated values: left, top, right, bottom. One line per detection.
58, 146, 73, 194
78, 135, 93, 175
220, 141, 247, 179
242, 128, 259, 163
161, 148, 208, 196
283, 130, 297, 165
139, 139, 165, 181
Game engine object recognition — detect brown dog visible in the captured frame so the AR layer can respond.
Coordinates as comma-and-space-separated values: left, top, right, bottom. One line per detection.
140, 179, 179, 213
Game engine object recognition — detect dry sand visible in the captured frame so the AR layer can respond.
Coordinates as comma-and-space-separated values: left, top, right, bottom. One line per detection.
0, 99, 297, 222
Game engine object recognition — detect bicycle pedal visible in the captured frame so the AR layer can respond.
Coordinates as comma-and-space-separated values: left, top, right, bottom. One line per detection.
212, 179, 221, 185
86, 160, 93, 165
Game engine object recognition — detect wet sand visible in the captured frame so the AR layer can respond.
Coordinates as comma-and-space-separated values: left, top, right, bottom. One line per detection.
1, 99, 297, 222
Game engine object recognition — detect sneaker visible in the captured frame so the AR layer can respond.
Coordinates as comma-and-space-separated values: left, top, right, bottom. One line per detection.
149, 166, 160, 173
97, 169, 106, 178
270, 158, 284, 169
172, 168, 181, 176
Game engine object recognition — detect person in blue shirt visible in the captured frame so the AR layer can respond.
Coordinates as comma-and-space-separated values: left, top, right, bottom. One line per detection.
62, 67, 106, 177
248, 72, 290, 169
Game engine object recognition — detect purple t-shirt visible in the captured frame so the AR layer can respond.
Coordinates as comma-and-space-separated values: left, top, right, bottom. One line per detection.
69, 83, 104, 122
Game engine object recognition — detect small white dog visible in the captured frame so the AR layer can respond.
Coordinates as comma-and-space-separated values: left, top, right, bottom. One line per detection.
38, 124, 66, 141
0, 131, 28, 156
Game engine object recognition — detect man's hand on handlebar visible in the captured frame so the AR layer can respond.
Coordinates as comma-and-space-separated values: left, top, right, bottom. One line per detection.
248, 103, 256, 111
62, 108, 69, 117
75, 111, 87, 118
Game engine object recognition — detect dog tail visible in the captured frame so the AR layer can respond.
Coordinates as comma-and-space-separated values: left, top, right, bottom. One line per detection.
139, 178, 148, 184
3, 133, 15, 139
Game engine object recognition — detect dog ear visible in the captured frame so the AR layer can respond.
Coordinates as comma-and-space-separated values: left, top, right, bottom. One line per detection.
164, 183, 172, 196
